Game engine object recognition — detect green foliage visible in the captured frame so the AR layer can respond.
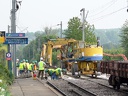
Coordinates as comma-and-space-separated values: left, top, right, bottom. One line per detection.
20, 27, 58, 63
52, 51, 59, 66
64, 17, 82, 40
103, 48, 125, 60
0, 64, 13, 96
120, 20, 128, 58
102, 42, 120, 50
0, 64, 14, 85
94, 28, 121, 48
64, 17, 97, 44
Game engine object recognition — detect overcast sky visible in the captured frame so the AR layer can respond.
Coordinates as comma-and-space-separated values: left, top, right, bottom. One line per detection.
0, 0, 128, 32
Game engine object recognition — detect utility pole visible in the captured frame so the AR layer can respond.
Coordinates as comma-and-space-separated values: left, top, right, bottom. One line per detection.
7, 25, 11, 72
60, 21, 62, 38
80, 8, 89, 42
11, 0, 16, 78
57, 21, 62, 38
80, 8, 85, 42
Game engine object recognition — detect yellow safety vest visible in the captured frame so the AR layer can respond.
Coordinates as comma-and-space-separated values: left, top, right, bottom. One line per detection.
55, 68, 61, 75
39, 61, 44, 70
19, 63, 24, 70
28, 64, 33, 71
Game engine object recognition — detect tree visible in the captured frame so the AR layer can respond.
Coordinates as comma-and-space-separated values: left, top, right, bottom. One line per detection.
64, 17, 97, 44
64, 17, 82, 40
120, 20, 128, 58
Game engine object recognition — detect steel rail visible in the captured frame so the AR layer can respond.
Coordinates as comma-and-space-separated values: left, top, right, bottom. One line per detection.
47, 80, 67, 96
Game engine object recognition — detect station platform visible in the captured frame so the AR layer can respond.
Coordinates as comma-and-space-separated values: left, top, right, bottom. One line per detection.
9, 77, 61, 96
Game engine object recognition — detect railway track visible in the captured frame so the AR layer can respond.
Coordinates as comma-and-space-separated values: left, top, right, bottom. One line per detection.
47, 79, 96, 96
47, 74, 128, 96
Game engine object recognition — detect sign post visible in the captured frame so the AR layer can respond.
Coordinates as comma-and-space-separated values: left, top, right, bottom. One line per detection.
4, 33, 28, 78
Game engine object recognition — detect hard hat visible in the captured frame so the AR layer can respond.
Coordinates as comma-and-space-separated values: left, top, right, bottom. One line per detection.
26, 60, 28, 62
40, 57, 43, 60
74, 61, 77, 63
23, 59, 25, 62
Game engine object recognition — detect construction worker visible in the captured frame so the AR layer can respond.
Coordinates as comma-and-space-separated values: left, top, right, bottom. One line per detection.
44, 68, 55, 80
22, 59, 26, 77
33, 61, 37, 72
55, 68, 62, 79
25, 60, 29, 77
28, 61, 33, 77
19, 61, 24, 78
16, 59, 20, 77
37, 58, 45, 80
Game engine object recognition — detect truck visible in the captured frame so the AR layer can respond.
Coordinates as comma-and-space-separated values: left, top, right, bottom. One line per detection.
41, 38, 103, 77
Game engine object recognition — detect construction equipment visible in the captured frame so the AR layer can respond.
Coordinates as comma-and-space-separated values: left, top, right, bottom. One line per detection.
103, 53, 128, 61
41, 38, 103, 77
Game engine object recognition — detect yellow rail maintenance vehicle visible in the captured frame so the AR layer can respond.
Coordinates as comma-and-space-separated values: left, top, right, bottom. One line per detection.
41, 38, 103, 77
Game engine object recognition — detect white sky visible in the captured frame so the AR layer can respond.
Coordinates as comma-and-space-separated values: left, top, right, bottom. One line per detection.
0, 0, 128, 32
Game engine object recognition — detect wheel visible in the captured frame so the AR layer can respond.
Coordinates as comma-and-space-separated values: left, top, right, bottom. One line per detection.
116, 83, 120, 90
78, 71, 81, 78
113, 85, 116, 89
108, 75, 113, 85
72, 63, 79, 76
71, 65, 75, 75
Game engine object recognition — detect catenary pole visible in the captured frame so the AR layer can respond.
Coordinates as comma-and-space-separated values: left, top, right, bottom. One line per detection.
8, 25, 11, 71
57, 21, 62, 38
11, 0, 17, 78
80, 8, 85, 41
60, 21, 62, 38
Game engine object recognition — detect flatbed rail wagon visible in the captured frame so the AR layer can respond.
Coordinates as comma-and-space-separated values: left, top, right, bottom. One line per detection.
100, 60, 128, 89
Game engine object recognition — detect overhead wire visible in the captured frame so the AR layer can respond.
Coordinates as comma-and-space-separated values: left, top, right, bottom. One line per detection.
89, 6, 127, 22
89, 0, 118, 18
89, 0, 118, 14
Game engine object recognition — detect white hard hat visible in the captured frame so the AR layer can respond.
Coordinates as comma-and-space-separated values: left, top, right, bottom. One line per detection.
74, 61, 77, 63
40, 57, 43, 60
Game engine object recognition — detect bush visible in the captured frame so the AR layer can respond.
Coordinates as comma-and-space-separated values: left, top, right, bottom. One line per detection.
0, 64, 14, 96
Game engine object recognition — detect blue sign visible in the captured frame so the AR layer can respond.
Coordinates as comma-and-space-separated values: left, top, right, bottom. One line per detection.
6, 33, 25, 37
4, 37, 28, 44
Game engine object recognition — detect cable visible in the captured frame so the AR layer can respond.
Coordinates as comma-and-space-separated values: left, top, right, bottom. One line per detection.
89, 0, 118, 18
90, 0, 118, 14
89, 6, 127, 22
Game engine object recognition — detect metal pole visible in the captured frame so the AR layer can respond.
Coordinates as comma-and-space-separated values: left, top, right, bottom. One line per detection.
8, 25, 11, 70
11, 0, 17, 78
80, 8, 85, 42
60, 21, 62, 38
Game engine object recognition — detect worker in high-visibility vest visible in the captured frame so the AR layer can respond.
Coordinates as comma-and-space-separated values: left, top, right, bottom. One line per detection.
45, 68, 56, 80
37, 58, 45, 80
55, 68, 62, 79
19, 61, 24, 78
33, 61, 37, 72
28, 62, 33, 77
25, 60, 29, 77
